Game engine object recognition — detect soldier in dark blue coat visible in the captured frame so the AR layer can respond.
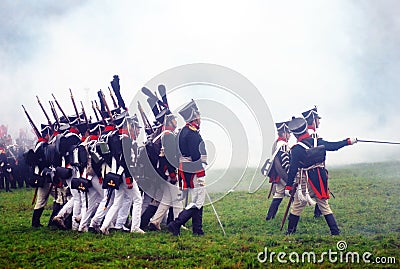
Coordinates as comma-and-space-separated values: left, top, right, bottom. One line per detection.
284, 117, 357, 235
168, 100, 207, 236
265, 121, 291, 221
302, 107, 323, 218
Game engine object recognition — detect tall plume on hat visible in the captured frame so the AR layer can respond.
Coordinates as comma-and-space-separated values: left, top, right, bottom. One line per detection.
141, 86, 169, 121
110, 75, 126, 110
97, 90, 106, 117
157, 84, 169, 108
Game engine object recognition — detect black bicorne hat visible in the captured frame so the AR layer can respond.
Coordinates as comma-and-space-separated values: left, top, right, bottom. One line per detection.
178, 99, 200, 122
76, 123, 88, 136
275, 121, 290, 133
40, 124, 52, 137
302, 106, 321, 120
114, 111, 129, 129
288, 117, 307, 135
156, 108, 175, 124
89, 121, 104, 135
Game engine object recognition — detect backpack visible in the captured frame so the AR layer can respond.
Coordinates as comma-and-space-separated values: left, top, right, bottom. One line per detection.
297, 139, 326, 168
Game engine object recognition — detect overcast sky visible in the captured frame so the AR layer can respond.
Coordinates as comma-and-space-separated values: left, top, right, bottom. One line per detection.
1, 0, 400, 167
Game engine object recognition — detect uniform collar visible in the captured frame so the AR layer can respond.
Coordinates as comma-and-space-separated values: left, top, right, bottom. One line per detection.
278, 136, 288, 142
186, 123, 198, 132
297, 133, 311, 142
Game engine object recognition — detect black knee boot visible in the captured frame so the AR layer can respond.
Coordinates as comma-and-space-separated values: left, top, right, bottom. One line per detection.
167, 207, 175, 225
168, 208, 195, 236
314, 204, 322, 218
140, 205, 158, 230
286, 214, 300, 235
32, 207, 44, 228
324, 214, 340, 235
192, 207, 204, 235
266, 198, 282, 220
48, 202, 63, 227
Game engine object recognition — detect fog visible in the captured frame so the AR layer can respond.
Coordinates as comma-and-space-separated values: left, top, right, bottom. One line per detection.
1, 0, 399, 167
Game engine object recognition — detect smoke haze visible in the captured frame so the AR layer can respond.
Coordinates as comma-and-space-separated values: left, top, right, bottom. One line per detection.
0, 0, 399, 166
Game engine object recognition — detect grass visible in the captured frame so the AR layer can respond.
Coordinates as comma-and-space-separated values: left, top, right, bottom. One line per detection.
0, 162, 399, 268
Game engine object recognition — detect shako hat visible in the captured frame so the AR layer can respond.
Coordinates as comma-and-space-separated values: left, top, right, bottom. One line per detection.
288, 117, 307, 135
89, 121, 104, 135
155, 108, 176, 124
40, 124, 52, 137
178, 99, 199, 122
275, 121, 290, 133
76, 123, 88, 136
301, 106, 321, 120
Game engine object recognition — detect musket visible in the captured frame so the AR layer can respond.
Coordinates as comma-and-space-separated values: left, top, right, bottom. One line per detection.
357, 139, 400, 145
91, 101, 100, 122
21, 105, 41, 139
98, 90, 115, 125
137, 101, 154, 134
69, 88, 81, 124
32, 188, 38, 205
280, 182, 298, 231
108, 87, 118, 108
267, 183, 274, 199
95, 100, 107, 125
36, 96, 54, 131
80, 101, 90, 131
52, 93, 71, 124
49, 101, 61, 130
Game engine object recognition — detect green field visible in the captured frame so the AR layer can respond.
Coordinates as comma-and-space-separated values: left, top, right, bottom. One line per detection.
0, 162, 399, 268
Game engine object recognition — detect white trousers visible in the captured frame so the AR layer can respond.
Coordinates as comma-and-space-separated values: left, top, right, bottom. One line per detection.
89, 188, 114, 228
150, 179, 183, 226
101, 179, 143, 231
78, 175, 104, 232
185, 176, 206, 210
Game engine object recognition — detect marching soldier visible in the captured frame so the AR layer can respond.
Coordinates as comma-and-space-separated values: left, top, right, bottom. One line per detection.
88, 122, 117, 233
111, 115, 143, 233
284, 117, 357, 235
30, 125, 56, 227
0, 143, 12, 192
148, 111, 182, 231
265, 121, 290, 221
77, 122, 105, 232
100, 114, 145, 234
168, 100, 207, 236
52, 125, 84, 230
302, 107, 323, 218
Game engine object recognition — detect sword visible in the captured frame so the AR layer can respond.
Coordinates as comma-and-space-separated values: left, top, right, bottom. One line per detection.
357, 139, 400, 145
206, 190, 226, 236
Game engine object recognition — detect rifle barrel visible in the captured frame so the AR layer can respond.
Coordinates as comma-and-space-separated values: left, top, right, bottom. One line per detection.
36, 96, 53, 130
108, 87, 118, 108
137, 101, 153, 134
69, 88, 81, 123
52, 93, 71, 124
280, 182, 298, 231
22, 105, 41, 139
91, 101, 100, 121
99, 90, 114, 125
49, 101, 61, 129
81, 101, 90, 131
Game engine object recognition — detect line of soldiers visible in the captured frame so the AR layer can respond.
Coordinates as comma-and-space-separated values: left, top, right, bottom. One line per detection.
0, 139, 33, 191
23, 75, 208, 236
264, 107, 357, 235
